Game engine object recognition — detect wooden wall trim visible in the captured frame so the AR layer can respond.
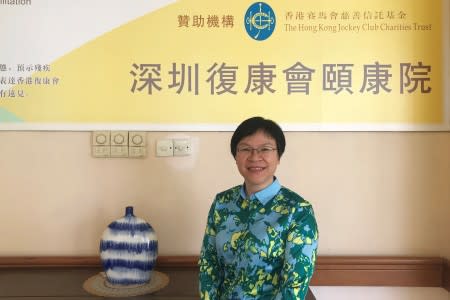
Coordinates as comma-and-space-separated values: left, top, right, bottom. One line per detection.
312, 256, 443, 287
0, 256, 198, 268
444, 259, 450, 292
0, 256, 446, 288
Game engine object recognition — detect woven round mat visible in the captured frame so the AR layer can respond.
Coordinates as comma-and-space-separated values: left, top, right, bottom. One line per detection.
83, 271, 169, 297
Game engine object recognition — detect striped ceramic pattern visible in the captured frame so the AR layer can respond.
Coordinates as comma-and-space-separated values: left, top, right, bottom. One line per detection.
100, 207, 158, 285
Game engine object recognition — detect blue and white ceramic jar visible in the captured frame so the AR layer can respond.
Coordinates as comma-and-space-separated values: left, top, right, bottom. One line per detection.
100, 206, 158, 285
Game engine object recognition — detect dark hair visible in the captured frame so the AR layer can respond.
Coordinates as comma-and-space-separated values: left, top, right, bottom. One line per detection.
230, 116, 286, 158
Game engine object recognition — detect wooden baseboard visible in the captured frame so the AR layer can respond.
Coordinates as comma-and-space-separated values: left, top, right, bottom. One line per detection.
0, 256, 198, 268
311, 256, 443, 287
0, 256, 446, 288
444, 259, 450, 292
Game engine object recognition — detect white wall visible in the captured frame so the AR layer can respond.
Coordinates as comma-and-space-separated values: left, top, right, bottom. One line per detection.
0, 131, 448, 259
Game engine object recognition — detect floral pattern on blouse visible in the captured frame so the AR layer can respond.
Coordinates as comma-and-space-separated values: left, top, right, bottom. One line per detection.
199, 179, 318, 300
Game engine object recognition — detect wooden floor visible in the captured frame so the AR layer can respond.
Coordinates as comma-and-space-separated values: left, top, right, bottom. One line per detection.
0, 267, 316, 300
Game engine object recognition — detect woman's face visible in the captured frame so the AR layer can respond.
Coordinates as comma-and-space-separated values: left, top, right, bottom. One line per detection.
235, 130, 280, 196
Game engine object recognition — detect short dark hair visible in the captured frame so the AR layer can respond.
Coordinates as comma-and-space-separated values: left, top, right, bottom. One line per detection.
230, 116, 286, 158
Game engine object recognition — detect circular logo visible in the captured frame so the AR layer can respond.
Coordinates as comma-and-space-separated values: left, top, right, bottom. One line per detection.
244, 2, 276, 41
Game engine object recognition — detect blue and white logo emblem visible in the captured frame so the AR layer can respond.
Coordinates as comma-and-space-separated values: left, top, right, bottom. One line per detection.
244, 2, 276, 41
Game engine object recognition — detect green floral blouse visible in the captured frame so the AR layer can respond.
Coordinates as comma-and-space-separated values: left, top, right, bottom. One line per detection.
199, 179, 318, 300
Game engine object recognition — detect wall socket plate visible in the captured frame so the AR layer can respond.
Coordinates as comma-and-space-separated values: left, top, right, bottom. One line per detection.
156, 139, 173, 157
173, 139, 191, 156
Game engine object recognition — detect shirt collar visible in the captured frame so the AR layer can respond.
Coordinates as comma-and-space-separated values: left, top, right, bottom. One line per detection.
240, 177, 281, 206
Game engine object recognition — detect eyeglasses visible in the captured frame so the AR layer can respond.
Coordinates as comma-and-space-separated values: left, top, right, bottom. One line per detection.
236, 146, 278, 157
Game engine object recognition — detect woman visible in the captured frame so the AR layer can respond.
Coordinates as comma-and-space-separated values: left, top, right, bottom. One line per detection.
199, 116, 318, 300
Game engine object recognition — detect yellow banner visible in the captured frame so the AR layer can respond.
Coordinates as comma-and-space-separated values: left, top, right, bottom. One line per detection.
0, 0, 449, 130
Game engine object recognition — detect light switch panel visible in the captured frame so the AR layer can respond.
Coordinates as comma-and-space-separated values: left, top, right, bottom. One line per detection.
92, 146, 111, 158
156, 139, 173, 157
173, 139, 191, 156
111, 131, 128, 146
129, 146, 146, 158
92, 131, 110, 146
129, 132, 146, 147
91, 131, 147, 159
111, 145, 129, 157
